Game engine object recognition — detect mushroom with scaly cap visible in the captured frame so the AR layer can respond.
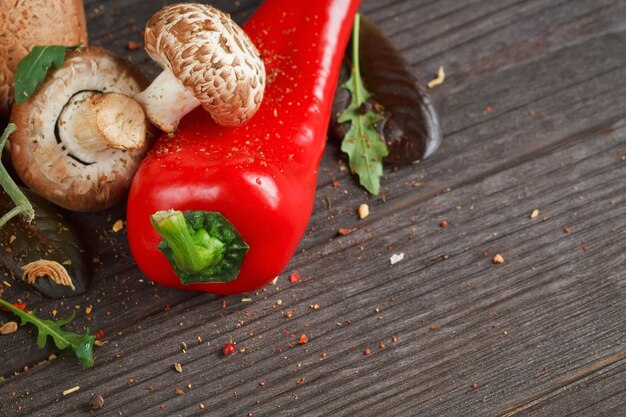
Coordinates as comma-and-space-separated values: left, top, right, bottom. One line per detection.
135, 3, 266, 132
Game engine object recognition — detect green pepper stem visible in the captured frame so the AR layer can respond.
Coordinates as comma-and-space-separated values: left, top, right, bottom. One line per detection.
151, 210, 225, 275
0, 124, 34, 228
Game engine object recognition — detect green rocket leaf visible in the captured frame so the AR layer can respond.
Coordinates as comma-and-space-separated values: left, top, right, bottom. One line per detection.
338, 14, 388, 195
0, 298, 95, 367
13, 44, 82, 104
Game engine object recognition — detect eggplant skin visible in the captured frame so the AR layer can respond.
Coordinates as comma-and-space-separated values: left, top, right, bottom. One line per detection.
330, 16, 442, 164
0, 188, 90, 298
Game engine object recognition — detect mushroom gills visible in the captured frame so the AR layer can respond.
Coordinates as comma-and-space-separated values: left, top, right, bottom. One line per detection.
57, 91, 146, 164
135, 71, 201, 133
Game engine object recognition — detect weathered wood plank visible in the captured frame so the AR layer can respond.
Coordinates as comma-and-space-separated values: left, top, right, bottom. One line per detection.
1, 0, 626, 416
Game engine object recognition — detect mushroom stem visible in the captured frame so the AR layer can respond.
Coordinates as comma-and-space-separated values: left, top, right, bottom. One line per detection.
58, 92, 147, 162
135, 70, 201, 133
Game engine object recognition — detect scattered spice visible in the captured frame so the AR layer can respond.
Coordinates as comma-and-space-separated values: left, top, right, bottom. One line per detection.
470, 383, 479, 390
358, 204, 369, 219
174, 363, 183, 373
96, 329, 105, 339
283, 310, 293, 318
85, 305, 93, 315
392, 336, 398, 343
427, 65, 445, 89
390, 253, 405, 265
379, 343, 386, 349
296, 378, 305, 385
530, 209, 539, 219
564, 227, 571, 234
492, 254, 505, 264
621, 155, 626, 161
582, 245, 589, 252
298, 334, 309, 345
440, 219, 448, 228
258, 380, 266, 386
310, 303, 320, 310
175, 388, 186, 396
88, 394, 105, 410
223, 342, 236, 356
127, 40, 142, 50
270, 277, 278, 285
485, 105, 493, 113
429, 325, 438, 331
0, 321, 18, 335
241, 297, 252, 302
289, 273, 300, 283
363, 348, 371, 356
337, 228, 353, 236
321, 352, 327, 358
63, 386, 80, 396
112, 219, 124, 232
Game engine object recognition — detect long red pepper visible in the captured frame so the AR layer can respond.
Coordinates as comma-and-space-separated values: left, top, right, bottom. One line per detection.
127, 0, 361, 294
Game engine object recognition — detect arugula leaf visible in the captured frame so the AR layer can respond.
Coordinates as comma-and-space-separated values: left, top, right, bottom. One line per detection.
13, 44, 82, 104
338, 14, 388, 195
0, 298, 95, 367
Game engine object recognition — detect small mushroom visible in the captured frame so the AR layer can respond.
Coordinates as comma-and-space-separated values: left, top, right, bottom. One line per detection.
9, 47, 152, 212
0, 0, 88, 118
135, 3, 266, 132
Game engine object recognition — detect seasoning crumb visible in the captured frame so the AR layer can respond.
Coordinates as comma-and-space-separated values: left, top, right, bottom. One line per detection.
582, 245, 589, 252
0, 321, 18, 335
174, 363, 183, 373
296, 378, 305, 385
321, 352, 327, 358
199, 403, 205, 409
270, 277, 278, 285
379, 343, 386, 349
298, 334, 309, 345
181, 341, 187, 352
112, 219, 124, 232
289, 273, 300, 283
63, 386, 80, 396
363, 348, 371, 356
470, 383, 479, 390
88, 394, 105, 410
440, 219, 448, 228
427, 65, 445, 89
241, 297, 252, 302
127, 40, 142, 50
223, 342, 236, 356
175, 388, 186, 396
48, 353, 57, 361
337, 228, 353, 236
530, 209, 539, 219
392, 336, 399, 343
358, 204, 370, 219
564, 227, 571, 234
310, 304, 320, 310
429, 325, 438, 331
492, 254, 505, 264
390, 253, 405, 265
259, 380, 266, 386
621, 155, 626, 161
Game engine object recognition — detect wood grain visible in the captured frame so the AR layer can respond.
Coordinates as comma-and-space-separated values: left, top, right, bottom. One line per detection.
1, 0, 625, 416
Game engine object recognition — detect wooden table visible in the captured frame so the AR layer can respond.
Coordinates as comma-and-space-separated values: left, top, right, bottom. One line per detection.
1, 0, 625, 415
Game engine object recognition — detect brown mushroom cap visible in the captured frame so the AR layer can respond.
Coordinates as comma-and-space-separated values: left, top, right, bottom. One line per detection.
10, 48, 151, 212
143, 3, 265, 127
0, 0, 88, 118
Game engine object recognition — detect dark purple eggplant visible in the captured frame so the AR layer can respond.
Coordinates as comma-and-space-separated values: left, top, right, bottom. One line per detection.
0, 187, 90, 298
330, 15, 442, 164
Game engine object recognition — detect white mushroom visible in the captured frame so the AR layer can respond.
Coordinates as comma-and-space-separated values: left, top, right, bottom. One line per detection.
135, 3, 266, 132
9, 48, 152, 212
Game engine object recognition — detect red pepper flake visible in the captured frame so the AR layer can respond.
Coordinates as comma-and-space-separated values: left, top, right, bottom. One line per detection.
289, 273, 300, 283
379, 343, 386, 349
284, 311, 293, 318
175, 388, 186, 396
221, 300, 228, 309
258, 380, 266, 386
392, 336, 399, 343
298, 334, 309, 345
0, 302, 26, 312
482, 251, 489, 257
620, 155, 626, 161
440, 220, 448, 228
363, 348, 371, 356
332, 180, 340, 188
223, 342, 236, 356
296, 378, 305, 385
564, 227, 571, 234
321, 352, 327, 358
429, 325, 438, 331
582, 245, 590, 252
127, 379, 135, 385
337, 228, 353, 236
485, 105, 494, 113
127, 40, 142, 50
470, 383, 479, 390
95, 330, 105, 339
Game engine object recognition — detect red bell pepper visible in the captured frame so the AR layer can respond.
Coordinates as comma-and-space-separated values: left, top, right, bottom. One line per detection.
127, 0, 361, 294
